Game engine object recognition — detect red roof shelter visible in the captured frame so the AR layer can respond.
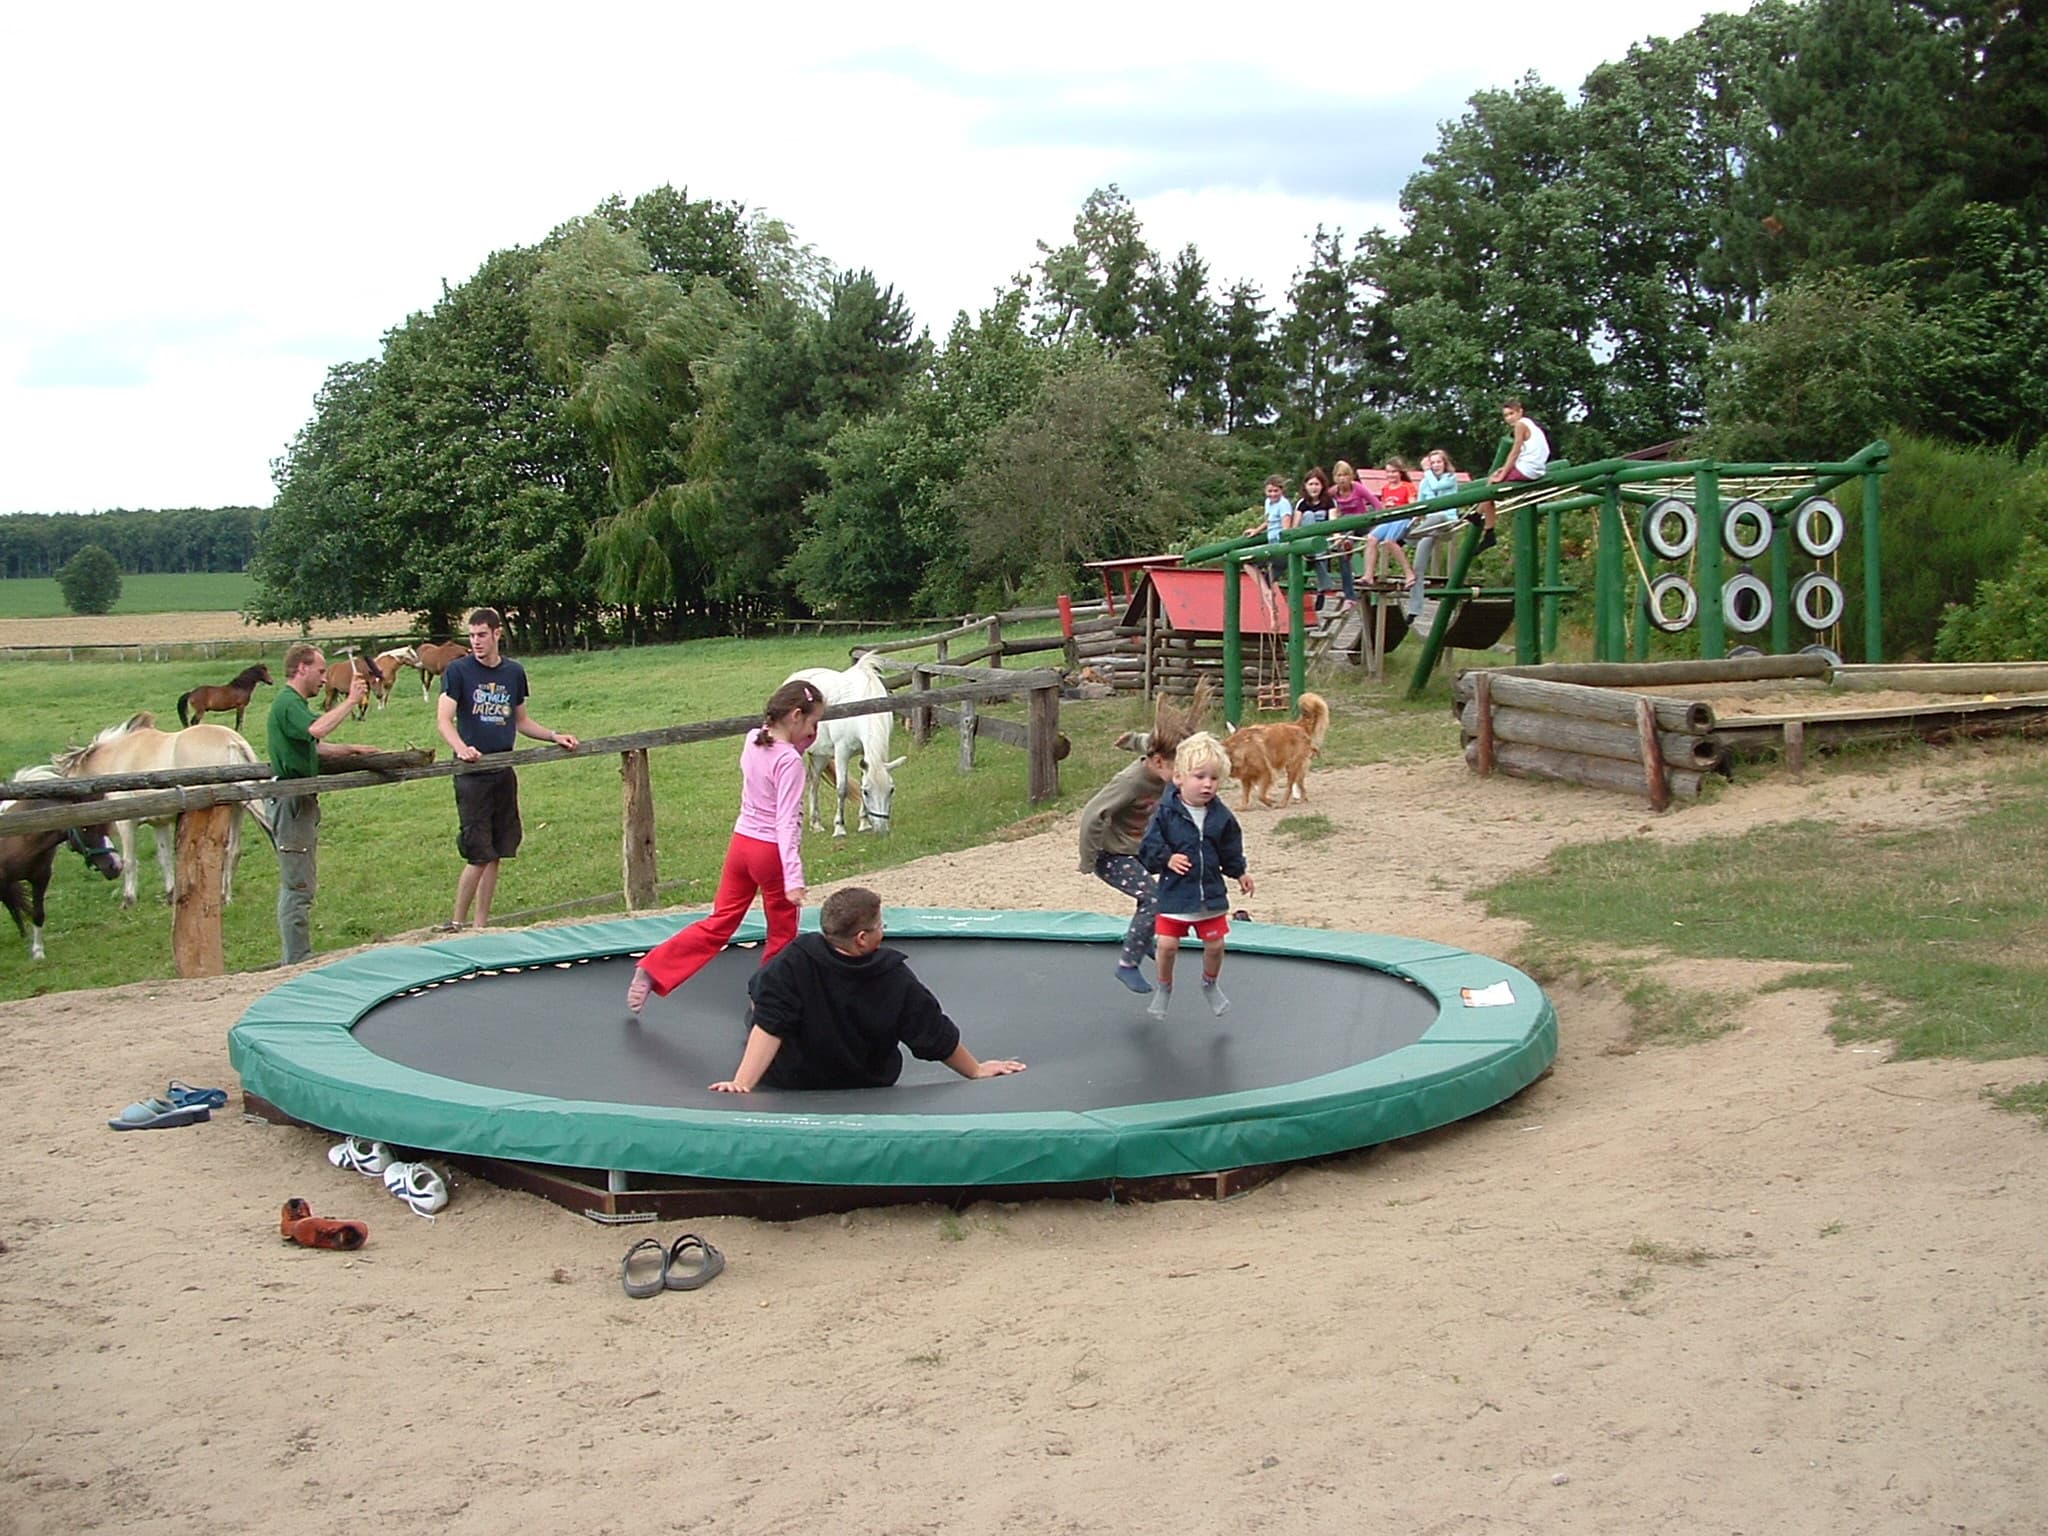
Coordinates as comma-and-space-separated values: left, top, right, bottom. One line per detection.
1116, 566, 1317, 635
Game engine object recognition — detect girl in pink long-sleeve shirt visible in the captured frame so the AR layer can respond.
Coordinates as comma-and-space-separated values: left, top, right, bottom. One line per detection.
626, 679, 825, 1014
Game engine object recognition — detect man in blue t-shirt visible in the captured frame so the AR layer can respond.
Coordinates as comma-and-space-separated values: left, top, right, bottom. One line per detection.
433, 607, 580, 931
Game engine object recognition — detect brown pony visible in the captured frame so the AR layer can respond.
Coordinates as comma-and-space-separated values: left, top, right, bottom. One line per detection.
1, 767, 123, 961
372, 646, 421, 706
321, 654, 382, 720
176, 663, 273, 729
414, 640, 469, 700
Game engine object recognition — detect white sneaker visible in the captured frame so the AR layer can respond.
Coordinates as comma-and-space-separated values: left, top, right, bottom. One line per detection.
381, 1160, 449, 1218
327, 1136, 391, 1175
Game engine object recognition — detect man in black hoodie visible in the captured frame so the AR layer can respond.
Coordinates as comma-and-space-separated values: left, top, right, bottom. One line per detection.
709, 887, 1027, 1093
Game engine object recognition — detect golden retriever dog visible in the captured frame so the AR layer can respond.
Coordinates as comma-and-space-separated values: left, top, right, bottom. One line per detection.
1222, 692, 1330, 809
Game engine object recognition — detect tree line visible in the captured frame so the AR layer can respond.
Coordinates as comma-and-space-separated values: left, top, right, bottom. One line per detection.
0, 507, 263, 581
253, 0, 2046, 649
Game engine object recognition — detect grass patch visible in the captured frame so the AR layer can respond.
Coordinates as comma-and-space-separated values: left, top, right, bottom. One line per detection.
1486, 763, 2048, 1067
1272, 813, 1335, 842
0, 636, 1460, 1002
0, 571, 253, 618
1990, 1082, 2048, 1127
1486, 758, 2048, 1112
1627, 1237, 1718, 1266
936, 1212, 968, 1243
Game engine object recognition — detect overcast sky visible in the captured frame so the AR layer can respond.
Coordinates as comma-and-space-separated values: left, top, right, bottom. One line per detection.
1, 0, 1747, 516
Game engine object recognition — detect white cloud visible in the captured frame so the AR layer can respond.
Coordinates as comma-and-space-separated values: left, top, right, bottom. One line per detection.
0, 0, 1748, 512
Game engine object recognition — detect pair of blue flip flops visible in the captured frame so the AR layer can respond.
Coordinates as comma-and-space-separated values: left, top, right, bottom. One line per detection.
107, 1080, 228, 1132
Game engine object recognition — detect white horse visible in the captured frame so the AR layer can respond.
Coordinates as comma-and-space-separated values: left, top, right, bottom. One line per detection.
785, 654, 906, 837
52, 713, 273, 908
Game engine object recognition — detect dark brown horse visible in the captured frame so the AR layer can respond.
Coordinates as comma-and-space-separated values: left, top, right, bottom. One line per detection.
177, 663, 273, 729
1, 768, 122, 961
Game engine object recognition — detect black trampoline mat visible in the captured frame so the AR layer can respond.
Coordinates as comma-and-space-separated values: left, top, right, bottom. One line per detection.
352, 938, 1440, 1115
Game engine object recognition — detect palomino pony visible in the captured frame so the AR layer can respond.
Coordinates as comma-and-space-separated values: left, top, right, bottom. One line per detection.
1, 767, 123, 960
785, 653, 906, 838
415, 640, 469, 700
176, 663, 272, 729
52, 714, 273, 909
321, 653, 382, 719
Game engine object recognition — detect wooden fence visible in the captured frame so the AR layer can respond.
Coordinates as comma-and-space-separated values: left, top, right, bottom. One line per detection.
1, 672, 1065, 979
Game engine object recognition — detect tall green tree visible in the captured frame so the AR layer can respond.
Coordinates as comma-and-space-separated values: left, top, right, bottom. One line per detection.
57, 544, 121, 615
1032, 186, 1158, 346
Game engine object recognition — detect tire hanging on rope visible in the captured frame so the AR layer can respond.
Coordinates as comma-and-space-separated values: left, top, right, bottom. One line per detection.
1641, 497, 1698, 560
1792, 571, 1845, 631
1722, 499, 1773, 559
1792, 496, 1845, 558
1644, 573, 1697, 633
1722, 572, 1773, 634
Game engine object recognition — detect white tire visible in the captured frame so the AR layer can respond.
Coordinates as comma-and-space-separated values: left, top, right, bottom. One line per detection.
1792, 496, 1846, 558
1722, 573, 1773, 634
1641, 497, 1698, 560
1793, 572, 1845, 630
1722, 499, 1773, 559
1645, 573, 1698, 632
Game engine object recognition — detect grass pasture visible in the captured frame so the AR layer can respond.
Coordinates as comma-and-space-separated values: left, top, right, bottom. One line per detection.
1487, 754, 2048, 1081
0, 634, 1462, 1002
0, 570, 253, 618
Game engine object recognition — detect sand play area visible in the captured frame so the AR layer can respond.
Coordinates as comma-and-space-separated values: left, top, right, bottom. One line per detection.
3, 751, 2043, 1534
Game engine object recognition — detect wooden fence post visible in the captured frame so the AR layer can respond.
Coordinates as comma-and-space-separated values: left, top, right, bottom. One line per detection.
1473, 672, 1496, 775
958, 701, 978, 771
911, 666, 934, 746
987, 616, 1003, 668
620, 749, 657, 909
1027, 682, 1060, 803
172, 806, 232, 978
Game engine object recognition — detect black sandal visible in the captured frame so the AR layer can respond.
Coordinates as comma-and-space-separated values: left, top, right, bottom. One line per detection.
663, 1233, 726, 1291
620, 1237, 668, 1299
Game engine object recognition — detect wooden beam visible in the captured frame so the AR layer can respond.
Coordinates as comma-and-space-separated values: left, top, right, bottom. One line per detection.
1636, 696, 1671, 812
1473, 672, 1495, 775
1027, 685, 1060, 803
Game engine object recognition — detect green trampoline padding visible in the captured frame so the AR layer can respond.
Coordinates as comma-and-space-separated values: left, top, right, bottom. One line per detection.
229, 909, 1556, 1187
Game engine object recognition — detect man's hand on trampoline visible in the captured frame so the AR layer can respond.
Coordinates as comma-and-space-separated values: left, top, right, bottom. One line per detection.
709, 1079, 752, 1094
971, 1059, 1027, 1078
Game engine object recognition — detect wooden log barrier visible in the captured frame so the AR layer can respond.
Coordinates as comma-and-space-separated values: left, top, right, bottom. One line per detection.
172, 805, 232, 978
1456, 702, 1723, 770
1028, 684, 1060, 804
620, 749, 657, 910
1831, 662, 2048, 695
1453, 672, 1714, 734
1464, 739, 1704, 804
1476, 655, 1830, 689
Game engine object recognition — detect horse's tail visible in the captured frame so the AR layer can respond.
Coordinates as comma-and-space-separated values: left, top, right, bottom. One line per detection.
176, 691, 194, 727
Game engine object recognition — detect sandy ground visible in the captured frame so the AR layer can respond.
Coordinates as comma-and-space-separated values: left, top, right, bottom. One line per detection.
3, 749, 2044, 1535
0, 611, 414, 649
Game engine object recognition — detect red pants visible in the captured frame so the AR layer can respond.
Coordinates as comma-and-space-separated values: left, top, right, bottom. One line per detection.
638, 834, 798, 996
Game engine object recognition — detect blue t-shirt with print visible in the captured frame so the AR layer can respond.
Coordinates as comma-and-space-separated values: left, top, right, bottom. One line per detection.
442, 654, 528, 755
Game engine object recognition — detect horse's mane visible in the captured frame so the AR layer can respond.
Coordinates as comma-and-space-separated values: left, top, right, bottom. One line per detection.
0, 762, 59, 815
232, 664, 269, 686
52, 714, 151, 775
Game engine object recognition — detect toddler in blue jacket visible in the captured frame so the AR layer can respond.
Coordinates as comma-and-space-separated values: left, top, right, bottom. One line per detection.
1137, 732, 1255, 1019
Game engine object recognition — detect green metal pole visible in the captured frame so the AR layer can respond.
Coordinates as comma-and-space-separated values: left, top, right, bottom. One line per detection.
1768, 508, 1792, 655
1404, 522, 1483, 698
1631, 574, 1651, 660
1222, 553, 1243, 726
1597, 484, 1624, 661
1862, 470, 1883, 662
1541, 504, 1562, 656
1286, 550, 1307, 704
1694, 467, 1725, 660
1513, 494, 1541, 664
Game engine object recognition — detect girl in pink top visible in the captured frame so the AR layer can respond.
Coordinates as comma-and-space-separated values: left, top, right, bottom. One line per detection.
627, 678, 825, 1013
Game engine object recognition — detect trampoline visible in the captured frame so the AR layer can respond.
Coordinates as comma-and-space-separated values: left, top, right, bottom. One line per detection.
230, 910, 1556, 1217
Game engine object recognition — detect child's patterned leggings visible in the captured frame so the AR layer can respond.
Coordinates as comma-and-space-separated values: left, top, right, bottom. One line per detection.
1093, 853, 1157, 967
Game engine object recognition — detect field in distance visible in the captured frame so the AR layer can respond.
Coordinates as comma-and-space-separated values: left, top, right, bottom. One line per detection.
0, 571, 252, 618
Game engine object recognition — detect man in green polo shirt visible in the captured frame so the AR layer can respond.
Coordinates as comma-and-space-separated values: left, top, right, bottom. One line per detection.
267, 643, 378, 965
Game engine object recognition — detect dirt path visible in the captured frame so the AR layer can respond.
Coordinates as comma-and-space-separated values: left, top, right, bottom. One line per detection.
0, 610, 414, 649
3, 750, 2043, 1534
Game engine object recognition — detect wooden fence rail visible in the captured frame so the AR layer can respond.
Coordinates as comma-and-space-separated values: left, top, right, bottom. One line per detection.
1, 674, 1065, 978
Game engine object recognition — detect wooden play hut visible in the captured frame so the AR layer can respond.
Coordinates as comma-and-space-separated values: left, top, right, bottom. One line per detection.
1112, 565, 1317, 700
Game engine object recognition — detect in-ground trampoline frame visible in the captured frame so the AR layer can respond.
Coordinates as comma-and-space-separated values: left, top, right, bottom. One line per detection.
231, 909, 1556, 1220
